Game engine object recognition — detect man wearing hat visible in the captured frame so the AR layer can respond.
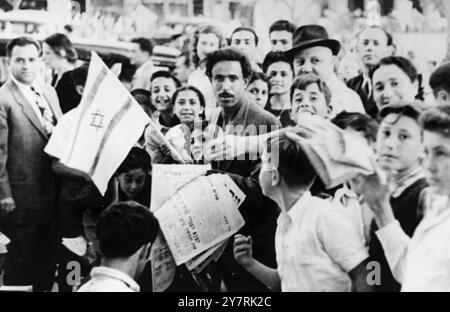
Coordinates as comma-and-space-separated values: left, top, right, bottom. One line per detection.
285, 25, 365, 117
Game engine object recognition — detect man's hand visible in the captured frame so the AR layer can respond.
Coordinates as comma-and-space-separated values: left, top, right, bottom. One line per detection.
233, 234, 255, 269
205, 135, 248, 162
0, 197, 16, 214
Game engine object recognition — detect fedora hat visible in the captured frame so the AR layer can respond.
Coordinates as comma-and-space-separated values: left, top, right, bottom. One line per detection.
285, 25, 341, 59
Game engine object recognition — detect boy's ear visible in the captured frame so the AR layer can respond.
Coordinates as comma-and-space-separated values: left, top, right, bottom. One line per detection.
272, 169, 281, 187
327, 104, 333, 116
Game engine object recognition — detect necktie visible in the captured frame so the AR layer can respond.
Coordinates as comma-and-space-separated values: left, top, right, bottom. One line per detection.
30, 86, 55, 135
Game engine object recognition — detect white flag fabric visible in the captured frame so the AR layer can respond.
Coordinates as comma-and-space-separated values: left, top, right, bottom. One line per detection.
60, 52, 150, 195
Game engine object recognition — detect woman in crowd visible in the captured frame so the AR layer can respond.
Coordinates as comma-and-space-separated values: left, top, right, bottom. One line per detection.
372, 56, 425, 110
43, 33, 81, 113
188, 24, 225, 119
262, 51, 294, 126
246, 71, 269, 109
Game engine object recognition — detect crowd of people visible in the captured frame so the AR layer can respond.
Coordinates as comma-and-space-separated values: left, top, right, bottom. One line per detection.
1, 16, 450, 293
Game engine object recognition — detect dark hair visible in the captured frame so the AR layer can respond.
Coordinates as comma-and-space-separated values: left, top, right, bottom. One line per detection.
150, 70, 182, 88
331, 112, 379, 143
71, 64, 89, 88
249, 71, 269, 85
64, 24, 73, 33
290, 74, 332, 106
373, 56, 424, 100
6, 36, 41, 57
419, 105, 450, 138
116, 147, 151, 176
358, 26, 394, 47
44, 33, 78, 64
429, 62, 450, 97
269, 20, 296, 35
96, 201, 159, 259
172, 85, 206, 121
131, 37, 154, 56
379, 103, 423, 125
191, 24, 224, 67
205, 47, 253, 80
131, 88, 156, 113
267, 131, 317, 187
262, 51, 294, 74
231, 27, 259, 46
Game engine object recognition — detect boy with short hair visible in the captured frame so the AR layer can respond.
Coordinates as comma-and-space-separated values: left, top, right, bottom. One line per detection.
290, 74, 333, 123
234, 132, 371, 292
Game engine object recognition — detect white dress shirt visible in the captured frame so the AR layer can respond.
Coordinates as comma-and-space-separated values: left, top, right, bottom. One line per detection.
376, 194, 450, 292
130, 59, 157, 91
326, 74, 365, 117
78, 266, 140, 292
275, 191, 369, 292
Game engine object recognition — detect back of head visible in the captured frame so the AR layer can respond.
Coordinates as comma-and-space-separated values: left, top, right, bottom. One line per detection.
44, 33, 78, 64
429, 62, 450, 97
331, 111, 379, 144
420, 105, 450, 138
269, 20, 296, 35
267, 131, 317, 188
96, 201, 159, 259
205, 47, 253, 80
131, 37, 154, 56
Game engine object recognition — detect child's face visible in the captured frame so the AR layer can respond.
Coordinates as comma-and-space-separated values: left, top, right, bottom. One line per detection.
376, 114, 423, 174
267, 61, 294, 96
151, 77, 177, 112
423, 131, 450, 196
174, 90, 204, 125
117, 168, 147, 200
290, 83, 330, 124
247, 79, 268, 107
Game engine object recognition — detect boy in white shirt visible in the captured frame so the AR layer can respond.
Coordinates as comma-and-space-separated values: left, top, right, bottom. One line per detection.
233, 132, 372, 292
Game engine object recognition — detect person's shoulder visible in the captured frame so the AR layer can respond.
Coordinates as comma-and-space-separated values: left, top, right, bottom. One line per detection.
246, 100, 281, 127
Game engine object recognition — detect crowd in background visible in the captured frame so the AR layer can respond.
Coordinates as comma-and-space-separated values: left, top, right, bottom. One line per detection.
1, 13, 450, 292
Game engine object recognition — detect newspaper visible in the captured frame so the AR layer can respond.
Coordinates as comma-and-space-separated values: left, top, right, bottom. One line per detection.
151, 233, 177, 292
154, 174, 246, 265
150, 164, 211, 212
185, 240, 226, 271
0, 232, 10, 254
150, 164, 210, 292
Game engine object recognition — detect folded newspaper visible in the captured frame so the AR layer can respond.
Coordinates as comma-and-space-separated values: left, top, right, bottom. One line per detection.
287, 114, 377, 188
150, 165, 246, 292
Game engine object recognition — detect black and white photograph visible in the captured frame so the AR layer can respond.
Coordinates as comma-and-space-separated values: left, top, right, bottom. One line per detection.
0, 0, 449, 299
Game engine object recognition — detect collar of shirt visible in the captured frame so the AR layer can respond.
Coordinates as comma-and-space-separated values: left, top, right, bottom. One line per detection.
11, 76, 48, 124
392, 166, 426, 198
90, 266, 140, 292
11, 75, 42, 95
136, 59, 154, 73
335, 184, 359, 207
279, 191, 312, 225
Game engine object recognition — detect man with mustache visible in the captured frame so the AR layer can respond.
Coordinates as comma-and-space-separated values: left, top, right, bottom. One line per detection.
205, 47, 281, 292
347, 26, 395, 118
285, 25, 365, 117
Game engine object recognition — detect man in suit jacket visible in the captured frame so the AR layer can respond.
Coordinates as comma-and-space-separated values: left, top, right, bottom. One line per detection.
347, 26, 395, 118
206, 47, 281, 292
0, 37, 62, 291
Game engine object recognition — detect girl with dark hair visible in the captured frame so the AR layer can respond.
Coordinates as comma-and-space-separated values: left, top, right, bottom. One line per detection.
187, 24, 225, 119
372, 56, 425, 110
43, 33, 81, 113
164, 85, 222, 164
